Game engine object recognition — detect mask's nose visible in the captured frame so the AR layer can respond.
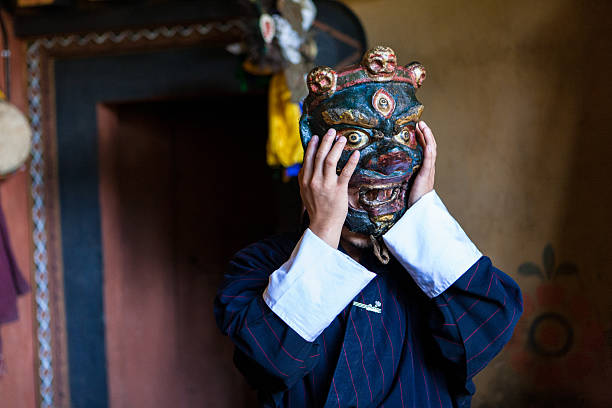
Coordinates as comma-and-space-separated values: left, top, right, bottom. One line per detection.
364, 150, 412, 176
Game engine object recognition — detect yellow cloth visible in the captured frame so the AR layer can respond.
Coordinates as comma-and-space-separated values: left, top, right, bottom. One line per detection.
267, 73, 304, 167
0, 90, 5, 100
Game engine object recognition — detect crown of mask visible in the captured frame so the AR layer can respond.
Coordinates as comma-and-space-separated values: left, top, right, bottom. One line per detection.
303, 46, 426, 112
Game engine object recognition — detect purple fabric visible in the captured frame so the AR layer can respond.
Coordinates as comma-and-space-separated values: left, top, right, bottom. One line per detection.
0, 193, 29, 324
0, 190, 30, 372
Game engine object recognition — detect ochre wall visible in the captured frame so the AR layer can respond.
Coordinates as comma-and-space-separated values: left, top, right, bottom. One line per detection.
341, 0, 612, 406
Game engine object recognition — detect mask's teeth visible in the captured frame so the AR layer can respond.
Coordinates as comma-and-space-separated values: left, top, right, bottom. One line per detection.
359, 185, 401, 207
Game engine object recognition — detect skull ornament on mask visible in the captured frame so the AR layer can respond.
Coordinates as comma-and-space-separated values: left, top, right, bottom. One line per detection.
300, 46, 426, 238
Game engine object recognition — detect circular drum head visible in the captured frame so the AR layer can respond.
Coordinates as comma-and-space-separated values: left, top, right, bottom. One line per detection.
0, 100, 32, 178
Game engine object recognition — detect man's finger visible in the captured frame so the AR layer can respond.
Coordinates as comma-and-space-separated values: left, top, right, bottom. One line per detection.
313, 128, 337, 176
323, 136, 347, 178
301, 135, 319, 182
419, 121, 437, 150
416, 124, 426, 150
338, 150, 360, 185
420, 146, 434, 175
417, 121, 435, 174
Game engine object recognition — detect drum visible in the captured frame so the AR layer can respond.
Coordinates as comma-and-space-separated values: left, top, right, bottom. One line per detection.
0, 99, 32, 178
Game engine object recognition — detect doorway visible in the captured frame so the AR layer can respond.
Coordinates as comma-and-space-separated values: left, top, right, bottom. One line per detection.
98, 95, 300, 407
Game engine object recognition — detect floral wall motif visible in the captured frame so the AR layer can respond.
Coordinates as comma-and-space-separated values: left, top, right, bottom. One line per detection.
506, 245, 610, 406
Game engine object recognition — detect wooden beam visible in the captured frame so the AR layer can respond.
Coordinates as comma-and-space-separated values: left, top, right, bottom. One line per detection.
12, 0, 245, 38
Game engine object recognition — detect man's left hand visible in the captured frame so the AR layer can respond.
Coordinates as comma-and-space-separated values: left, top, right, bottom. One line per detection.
407, 121, 437, 207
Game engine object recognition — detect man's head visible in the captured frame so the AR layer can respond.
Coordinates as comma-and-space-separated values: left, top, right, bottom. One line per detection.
300, 46, 426, 237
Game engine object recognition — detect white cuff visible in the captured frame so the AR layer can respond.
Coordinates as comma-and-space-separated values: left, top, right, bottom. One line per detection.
382, 190, 482, 298
263, 228, 376, 342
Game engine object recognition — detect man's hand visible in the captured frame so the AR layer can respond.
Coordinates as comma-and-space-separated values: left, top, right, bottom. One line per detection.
408, 121, 437, 207
298, 128, 360, 249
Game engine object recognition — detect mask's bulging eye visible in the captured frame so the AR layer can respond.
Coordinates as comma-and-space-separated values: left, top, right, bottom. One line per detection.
372, 88, 395, 118
394, 125, 417, 148
338, 128, 369, 150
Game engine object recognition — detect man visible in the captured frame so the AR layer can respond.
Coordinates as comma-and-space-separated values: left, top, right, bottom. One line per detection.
215, 47, 522, 407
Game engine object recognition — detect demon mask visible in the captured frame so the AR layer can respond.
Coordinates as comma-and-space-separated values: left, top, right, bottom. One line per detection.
300, 46, 426, 239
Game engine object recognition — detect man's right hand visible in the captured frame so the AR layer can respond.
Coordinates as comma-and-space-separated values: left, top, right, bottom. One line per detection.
298, 128, 360, 249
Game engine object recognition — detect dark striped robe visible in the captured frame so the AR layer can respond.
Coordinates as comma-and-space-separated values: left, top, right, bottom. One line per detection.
214, 232, 522, 407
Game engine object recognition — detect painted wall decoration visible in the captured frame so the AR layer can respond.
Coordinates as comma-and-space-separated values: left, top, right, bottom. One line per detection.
504, 245, 611, 406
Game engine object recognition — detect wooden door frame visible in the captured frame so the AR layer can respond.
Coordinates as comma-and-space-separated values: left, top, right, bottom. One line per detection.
25, 21, 246, 408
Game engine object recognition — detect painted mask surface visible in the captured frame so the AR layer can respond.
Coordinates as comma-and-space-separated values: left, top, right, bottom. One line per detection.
300, 46, 426, 237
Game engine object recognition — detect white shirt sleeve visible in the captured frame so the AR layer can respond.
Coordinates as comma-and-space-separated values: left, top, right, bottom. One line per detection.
382, 190, 482, 298
263, 228, 376, 342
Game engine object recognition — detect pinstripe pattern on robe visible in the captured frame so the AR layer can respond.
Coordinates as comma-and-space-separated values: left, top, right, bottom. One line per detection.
214, 232, 522, 407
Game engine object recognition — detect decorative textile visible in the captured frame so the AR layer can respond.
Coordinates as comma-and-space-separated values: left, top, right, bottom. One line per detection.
237, 0, 317, 102
267, 72, 304, 168
0, 191, 30, 374
215, 234, 522, 407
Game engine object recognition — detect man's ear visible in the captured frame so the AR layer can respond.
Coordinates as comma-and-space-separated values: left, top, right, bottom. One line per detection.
299, 113, 313, 149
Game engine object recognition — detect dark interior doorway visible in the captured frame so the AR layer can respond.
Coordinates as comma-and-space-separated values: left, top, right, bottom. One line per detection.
97, 95, 301, 407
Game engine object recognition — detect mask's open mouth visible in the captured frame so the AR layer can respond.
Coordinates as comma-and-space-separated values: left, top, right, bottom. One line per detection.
346, 179, 411, 237
358, 182, 402, 209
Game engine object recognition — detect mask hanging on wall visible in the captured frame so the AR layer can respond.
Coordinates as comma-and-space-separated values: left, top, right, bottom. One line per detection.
300, 46, 426, 239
